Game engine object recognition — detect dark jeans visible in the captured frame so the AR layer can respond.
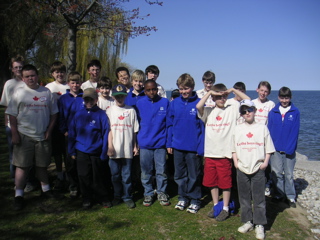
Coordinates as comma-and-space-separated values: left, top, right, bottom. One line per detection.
76, 150, 112, 202
173, 149, 202, 205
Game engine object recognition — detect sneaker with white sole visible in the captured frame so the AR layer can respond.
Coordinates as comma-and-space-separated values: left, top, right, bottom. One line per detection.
216, 209, 230, 221
143, 195, 154, 207
175, 200, 188, 211
186, 204, 200, 214
255, 225, 265, 239
264, 187, 271, 196
238, 221, 254, 233
157, 192, 170, 206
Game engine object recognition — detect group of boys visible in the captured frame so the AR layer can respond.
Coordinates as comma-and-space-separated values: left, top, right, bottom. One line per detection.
1, 56, 300, 240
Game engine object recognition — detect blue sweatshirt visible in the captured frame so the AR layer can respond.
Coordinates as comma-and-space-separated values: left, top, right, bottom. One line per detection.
136, 95, 169, 149
124, 87, 146, 107
268, 102, 300, 155
68, 105, 109, 160
58, 89, 83, 134
166, 92, 204, 155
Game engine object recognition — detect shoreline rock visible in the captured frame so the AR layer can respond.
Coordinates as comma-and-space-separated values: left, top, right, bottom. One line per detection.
294, 152, 320, 238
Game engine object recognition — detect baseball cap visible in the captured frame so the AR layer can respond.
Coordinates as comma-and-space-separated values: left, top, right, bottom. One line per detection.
240, 99, 255, 108
112, 84, 127, 96
83, 88, 98, 99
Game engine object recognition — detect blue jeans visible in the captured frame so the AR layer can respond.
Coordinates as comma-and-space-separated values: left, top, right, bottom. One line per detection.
237, 169, 267, 225
140, 148, 167, 196
270, 151, 296, 200
174, 149, 202, 205
5, 126, 15, 179
109, 158, 132, 201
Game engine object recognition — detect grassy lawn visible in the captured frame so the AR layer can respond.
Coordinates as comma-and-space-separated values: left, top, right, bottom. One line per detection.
0, 107, 313, 240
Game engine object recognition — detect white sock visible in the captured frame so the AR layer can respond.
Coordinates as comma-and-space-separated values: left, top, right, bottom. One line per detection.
15, 189, 24, 197
41, 184, 50, 192
223, 206, 229, 212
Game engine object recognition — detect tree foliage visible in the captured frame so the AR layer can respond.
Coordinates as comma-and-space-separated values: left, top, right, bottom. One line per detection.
0, 0, 162, 84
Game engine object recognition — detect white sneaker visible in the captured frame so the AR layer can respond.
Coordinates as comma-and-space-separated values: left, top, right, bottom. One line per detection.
255, 225, 265, 239
175, 201, 188, 211
265, 187, 270, 196
238, 221, 254, 233
186, 204, 200, 214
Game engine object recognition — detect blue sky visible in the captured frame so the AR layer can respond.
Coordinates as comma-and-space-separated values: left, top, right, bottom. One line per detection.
121, 0, 320, 91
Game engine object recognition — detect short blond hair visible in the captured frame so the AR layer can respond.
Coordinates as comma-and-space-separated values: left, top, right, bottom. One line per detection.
131, 69, 145, 82
68, 71, 82, 83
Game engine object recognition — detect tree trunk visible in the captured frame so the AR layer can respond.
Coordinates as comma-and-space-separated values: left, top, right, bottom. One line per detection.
67, 27, 77, 72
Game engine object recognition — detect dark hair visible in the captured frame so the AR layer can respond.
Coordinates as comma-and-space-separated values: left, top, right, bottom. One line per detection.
87, 59, 101, 70
97, 76, 112, 89
257, 81, 272, 92
145, 65, 160, 76
202, 71, 215, 83
50, 61, 66, 74
144, 79, 157, 88
115, 67, 130, 79
233, 82, 246, 91
22, 64, 38, 75
171, 89, 180, 99
212, 83, 227, 92
278, 86, 292, 98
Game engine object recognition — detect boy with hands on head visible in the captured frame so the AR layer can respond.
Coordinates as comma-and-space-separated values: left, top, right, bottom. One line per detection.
196, 84, 250, 221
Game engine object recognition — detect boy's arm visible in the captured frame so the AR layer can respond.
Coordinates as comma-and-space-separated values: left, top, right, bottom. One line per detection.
232, 152, 239, 169
226, 88, 250, 101
260, 153, 271, 170
196, 91, 212, 116
107, 130, 115, 157
100, 116, 110, 161
166, 101, 174, 154
44, 113, 58, 140
9, 115, 20, 144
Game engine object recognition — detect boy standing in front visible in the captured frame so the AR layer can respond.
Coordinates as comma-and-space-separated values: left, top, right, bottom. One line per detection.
196, 70, 216, 108
167, 73, 204, 214
6, 64, 59, 210
107, 84, 139, 208
233, 100, 275, 240
268, 87, 300, 208
196, 84, 250, 221
68, 88, 112, 209
136, 80, 170, 207
81, 60, 102, 90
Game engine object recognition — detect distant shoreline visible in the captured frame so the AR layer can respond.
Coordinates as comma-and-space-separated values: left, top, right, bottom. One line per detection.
296, 152, 320, 174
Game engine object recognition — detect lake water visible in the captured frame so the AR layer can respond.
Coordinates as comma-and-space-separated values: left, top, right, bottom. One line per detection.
166, 90, 320, 161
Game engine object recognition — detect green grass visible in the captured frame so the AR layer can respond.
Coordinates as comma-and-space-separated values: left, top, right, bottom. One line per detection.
0, 107, 313, 240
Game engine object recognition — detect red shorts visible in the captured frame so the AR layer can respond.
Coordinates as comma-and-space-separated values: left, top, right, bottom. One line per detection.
202, 157, 232, 189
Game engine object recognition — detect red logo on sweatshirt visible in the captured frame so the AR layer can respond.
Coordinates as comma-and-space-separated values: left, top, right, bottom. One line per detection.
118, 115, 125, 120
216, 116, 222, 121
246, 132, 253, 138
33, 96, 39, 101
258, 108, 263, 112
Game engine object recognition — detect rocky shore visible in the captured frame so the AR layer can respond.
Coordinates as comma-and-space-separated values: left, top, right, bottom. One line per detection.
294, 152, 320, 238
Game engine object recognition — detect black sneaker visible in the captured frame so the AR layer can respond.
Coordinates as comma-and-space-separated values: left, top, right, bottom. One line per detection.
54, 178, 65, 191
287, 199, 297, 208
42, 190, 64, 200
125, 199, 136, 209
112, 198, 123, 206
102, 201, 112, 208
14, 196, 24, 211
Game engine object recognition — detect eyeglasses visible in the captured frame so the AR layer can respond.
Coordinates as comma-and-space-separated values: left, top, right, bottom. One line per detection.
240, 107, 255, 115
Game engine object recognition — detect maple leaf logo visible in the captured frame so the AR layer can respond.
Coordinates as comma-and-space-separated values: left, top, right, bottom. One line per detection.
118, 115, 125, 120
246, 132, 253, 138
216, 116, 222, 121
258, 108, 263, 112
33, 96, 39, 101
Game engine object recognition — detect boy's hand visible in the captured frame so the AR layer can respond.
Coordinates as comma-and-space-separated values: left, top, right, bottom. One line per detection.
133, 147, 139, 156
260, 161, 268, 170
107, 145, 115, 157
167, 148, 173, 154
64, 132, 68, 137
234, 161, 239, 169
71, 155, 76, 160
11, 131, 21, 145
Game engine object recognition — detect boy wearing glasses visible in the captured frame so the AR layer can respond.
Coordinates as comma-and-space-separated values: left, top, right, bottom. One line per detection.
196, 71, 216, 108
232, 99, 275, 240
196, 84, 249, 221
